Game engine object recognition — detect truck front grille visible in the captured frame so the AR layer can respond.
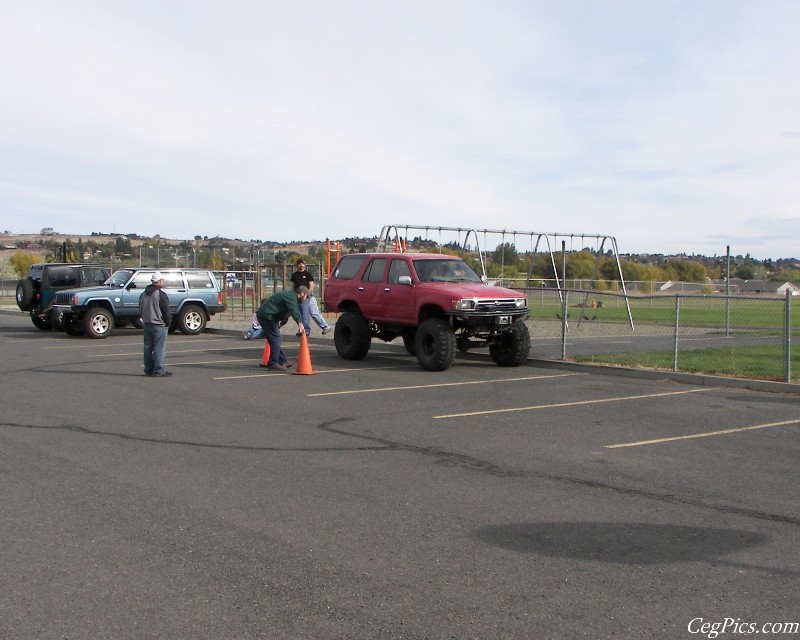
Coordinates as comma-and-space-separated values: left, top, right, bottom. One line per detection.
474, 299, 521, 312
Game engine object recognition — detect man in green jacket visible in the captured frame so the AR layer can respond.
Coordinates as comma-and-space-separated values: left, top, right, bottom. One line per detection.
255, 286, 309, 371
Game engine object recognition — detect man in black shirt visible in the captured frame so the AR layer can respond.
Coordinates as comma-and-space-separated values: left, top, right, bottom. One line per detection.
289, 259, 331, 336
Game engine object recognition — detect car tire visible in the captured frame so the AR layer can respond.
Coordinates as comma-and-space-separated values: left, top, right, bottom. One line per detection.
333, 311, 371, 360
402, 333, 416, 356
177, 304, 206, 335
84, 308, 115, 339
489, 320, 531, 367
415, 318, 456, 371
63, 315, 85, 336
31, 314, 52, 331
50, 309, 65, 331
16, 279, 35, 311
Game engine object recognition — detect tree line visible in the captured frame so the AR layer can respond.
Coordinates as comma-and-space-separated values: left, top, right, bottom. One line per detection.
7, 235, 800, 283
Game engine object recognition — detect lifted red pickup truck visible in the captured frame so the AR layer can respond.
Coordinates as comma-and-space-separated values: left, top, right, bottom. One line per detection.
323, 252, 530, 371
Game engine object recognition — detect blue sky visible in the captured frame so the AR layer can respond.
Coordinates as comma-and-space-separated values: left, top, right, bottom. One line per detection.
1, 1, 798, 259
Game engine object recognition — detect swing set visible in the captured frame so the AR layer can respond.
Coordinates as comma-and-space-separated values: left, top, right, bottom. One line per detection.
374, 223, 634, 329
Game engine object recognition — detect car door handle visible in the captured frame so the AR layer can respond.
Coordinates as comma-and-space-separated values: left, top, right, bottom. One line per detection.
384, 288, 391, 292
358, 287, 365, 291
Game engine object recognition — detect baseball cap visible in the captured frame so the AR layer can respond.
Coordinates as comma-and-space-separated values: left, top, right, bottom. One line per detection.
151, 271, 164, 283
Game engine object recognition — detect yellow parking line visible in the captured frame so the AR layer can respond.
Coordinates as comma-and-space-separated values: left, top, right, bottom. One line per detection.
605, 417, 800, 448
433, 387, 713, 419
307, 373, 581, 397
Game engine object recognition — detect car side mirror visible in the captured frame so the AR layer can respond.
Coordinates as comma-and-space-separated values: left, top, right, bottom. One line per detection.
481, 275, 488, 283
398, 275, 412, 285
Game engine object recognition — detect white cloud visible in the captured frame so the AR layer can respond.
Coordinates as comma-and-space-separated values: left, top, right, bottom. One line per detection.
0, 0, 798, 259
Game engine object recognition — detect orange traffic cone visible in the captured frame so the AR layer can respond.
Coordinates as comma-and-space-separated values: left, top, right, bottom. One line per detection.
259, 340, 271, 367
293, 332, 318, 375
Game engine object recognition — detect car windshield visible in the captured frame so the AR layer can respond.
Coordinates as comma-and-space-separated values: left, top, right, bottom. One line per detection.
412, 259, 482, 283
104, 269, 135, 287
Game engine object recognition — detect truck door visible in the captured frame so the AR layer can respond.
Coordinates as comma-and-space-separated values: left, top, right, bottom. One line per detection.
355, 258, 388, 318
382, 258, 416, 324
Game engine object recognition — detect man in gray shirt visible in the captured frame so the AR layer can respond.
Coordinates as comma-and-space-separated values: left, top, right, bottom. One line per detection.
139, 271, 173, 377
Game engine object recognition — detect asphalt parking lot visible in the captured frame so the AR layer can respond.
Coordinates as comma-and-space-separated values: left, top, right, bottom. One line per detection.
2, 311, 799, 640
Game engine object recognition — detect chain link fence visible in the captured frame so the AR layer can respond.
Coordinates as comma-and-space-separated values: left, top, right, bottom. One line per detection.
2, 276, 795, 383
524, 288, 796, 383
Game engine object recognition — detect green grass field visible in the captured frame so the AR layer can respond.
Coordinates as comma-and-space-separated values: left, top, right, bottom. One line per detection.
524, 291, 798, 382
525, 292, 799, 331
573, 345, 797, 382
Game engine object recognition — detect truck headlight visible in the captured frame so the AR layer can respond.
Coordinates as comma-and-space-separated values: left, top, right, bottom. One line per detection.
515, 298, 527, 309
453, 299, 477, 311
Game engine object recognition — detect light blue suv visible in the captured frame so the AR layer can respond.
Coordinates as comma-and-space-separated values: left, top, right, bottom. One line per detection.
53, 268, 225, 338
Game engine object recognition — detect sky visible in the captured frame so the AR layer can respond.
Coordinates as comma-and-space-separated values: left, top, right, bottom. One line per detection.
1, 1, 799, 260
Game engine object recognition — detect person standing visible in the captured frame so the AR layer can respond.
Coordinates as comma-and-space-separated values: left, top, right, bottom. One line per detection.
255, 287, 308, 371
139, 271, 172, 377
289, 259, 331, 336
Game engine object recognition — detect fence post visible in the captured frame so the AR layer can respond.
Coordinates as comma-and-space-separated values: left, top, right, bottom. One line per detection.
561, 289, 568, 360
785, 289, 792, 383
673, 295, 681, 372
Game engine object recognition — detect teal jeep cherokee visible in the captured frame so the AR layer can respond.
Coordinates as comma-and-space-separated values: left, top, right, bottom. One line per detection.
53, 267, 226, 338
16, 262, 111, 331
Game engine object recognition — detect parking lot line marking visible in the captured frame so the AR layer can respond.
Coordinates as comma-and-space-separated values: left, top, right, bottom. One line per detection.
213, 364, 421, 380
87, 345, 288, 357
605, 417, 800, 448
44, 337, 234, 350
307, 373, 581, 397
433, 387, 713, 419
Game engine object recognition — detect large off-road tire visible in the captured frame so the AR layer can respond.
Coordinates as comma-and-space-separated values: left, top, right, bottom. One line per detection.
333, 311, 371, 360
31, 314, 52, 331
402, 333, 416, 356
489, 320, 531, 367
16, 279, 35, 311
84, 308, 115, 339
415, 318, 456, 371
177, 304, 206, 335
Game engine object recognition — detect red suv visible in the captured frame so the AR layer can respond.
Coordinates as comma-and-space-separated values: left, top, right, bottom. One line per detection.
324, 252, 530, 371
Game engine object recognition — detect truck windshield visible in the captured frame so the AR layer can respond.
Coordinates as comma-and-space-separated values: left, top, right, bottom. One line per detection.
412, 259, 482, 283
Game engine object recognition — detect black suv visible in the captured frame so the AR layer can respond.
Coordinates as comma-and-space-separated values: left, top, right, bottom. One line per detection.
15, 263, 111, 331
53, 267, 226, 338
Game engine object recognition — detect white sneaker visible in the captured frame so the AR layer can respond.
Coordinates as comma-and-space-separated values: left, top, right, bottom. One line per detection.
243, 332, 251, 340
321, 327, 332, 335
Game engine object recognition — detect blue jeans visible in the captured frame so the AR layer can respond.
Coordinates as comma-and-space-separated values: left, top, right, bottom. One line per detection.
257, 314, 287, 367
143, 323, 168, 375
245, 326, 263, 339
300, 295, 330, 334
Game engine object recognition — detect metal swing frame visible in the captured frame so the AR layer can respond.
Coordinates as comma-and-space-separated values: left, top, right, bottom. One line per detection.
375, 223, 633, 329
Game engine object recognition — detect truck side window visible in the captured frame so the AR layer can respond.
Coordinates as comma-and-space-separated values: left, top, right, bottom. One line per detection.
333, 255, 368, 279
363, 258, 388, 283
388, 260, 412, 284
